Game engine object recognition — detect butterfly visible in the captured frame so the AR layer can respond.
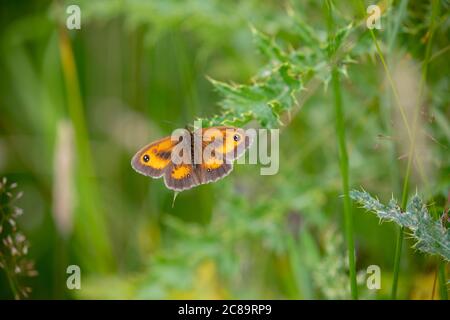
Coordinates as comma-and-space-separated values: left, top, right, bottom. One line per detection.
131, 126, 253, 191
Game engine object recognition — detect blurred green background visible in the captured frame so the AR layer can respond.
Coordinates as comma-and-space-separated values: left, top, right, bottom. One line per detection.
0, 0, 448, 299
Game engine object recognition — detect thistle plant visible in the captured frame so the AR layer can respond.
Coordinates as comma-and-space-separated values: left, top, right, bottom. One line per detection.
350, 190, 450, 262
200, 31, 304, 128
0, 177, 37, 299
200, 21, 354, 129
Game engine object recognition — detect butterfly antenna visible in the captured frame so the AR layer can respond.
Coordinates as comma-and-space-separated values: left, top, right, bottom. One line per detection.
172, 191, 179, 208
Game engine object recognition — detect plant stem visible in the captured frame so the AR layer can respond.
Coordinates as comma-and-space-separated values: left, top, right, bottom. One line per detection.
326, 0, 358, 299
437, 263, 448, 300
386, 2, 409, 297
332, 68, 358, 299
391, 226, 404, 298
364, 0, 446, 299
58, 23, 115, 272
392, 145, 414, 298
419, 0, 447, 300
394, 0, 446, 300
5, 267, 19, 299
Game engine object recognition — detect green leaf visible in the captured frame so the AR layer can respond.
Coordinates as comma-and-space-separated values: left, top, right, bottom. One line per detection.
350, 190, 450, 261
251, 26, 287, 62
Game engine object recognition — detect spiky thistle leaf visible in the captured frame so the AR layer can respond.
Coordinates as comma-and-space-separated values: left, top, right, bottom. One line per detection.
350, 190, 450, 261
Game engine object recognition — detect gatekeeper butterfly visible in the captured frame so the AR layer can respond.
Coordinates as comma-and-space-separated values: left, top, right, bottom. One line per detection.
131, 126, 253, 191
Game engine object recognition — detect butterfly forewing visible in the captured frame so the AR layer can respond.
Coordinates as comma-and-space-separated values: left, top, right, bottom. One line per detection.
198, 126, 252, 162
131, 136, 178, 178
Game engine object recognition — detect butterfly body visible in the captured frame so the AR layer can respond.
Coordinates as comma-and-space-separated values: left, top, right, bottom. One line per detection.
131, 126, 253, 191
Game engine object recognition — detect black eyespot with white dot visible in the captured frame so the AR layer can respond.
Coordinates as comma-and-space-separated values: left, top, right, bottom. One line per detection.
143, 155, 150, 162
207, 168, 211, 172
233, 134, 240, 142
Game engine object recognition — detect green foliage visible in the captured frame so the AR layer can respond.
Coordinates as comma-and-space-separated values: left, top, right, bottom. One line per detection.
313, 228, 372, 300
350, 190, 450, 262
0, 0, 448, 300
313, 228, 352, 299
201, 20, 355, 128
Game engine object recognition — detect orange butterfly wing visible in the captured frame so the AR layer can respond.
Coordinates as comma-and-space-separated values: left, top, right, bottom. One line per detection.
131, 131, 200, 191
194, 126, 253, 185
164, 163, 201, 191
131, 136, 178, 178
131, 126, 253, 191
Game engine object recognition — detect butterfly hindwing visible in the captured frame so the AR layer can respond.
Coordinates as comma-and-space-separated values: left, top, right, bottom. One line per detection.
198, 162, 233, 185
164, 163, 201, 191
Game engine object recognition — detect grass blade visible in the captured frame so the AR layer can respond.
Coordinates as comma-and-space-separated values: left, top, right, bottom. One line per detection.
326, 0, 358, 299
